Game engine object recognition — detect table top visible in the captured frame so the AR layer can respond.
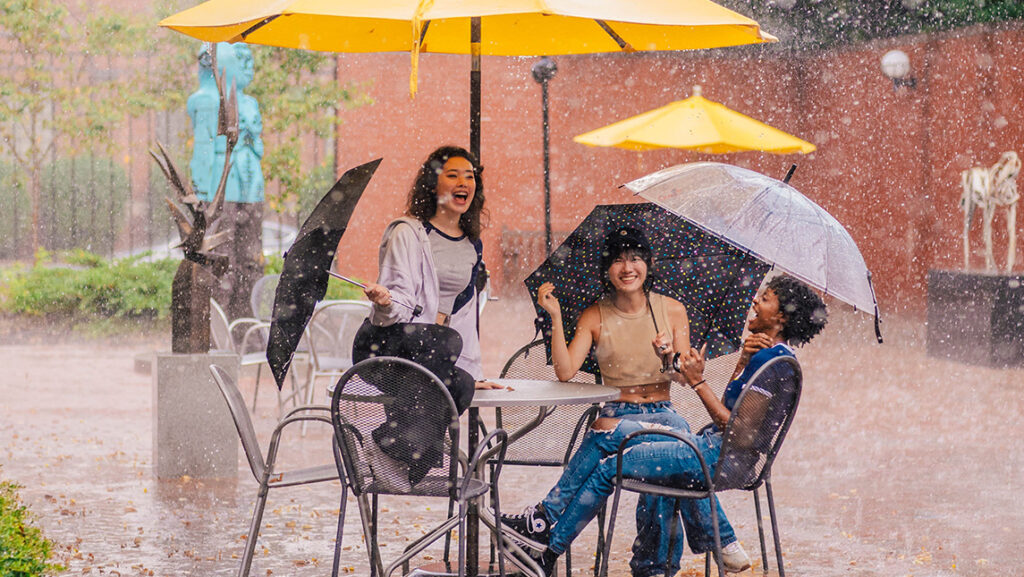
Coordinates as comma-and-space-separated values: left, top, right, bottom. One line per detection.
470, 378, 620, 408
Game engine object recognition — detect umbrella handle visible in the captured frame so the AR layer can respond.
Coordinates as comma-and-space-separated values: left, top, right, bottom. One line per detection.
328, 271, 423, 317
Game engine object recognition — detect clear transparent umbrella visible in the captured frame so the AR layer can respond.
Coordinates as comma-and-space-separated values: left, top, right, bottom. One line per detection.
624, 161, 882, 341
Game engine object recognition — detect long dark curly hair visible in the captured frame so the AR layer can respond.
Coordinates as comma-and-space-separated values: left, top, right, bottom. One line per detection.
406, 145, 486, 241
767, 275, 828, 347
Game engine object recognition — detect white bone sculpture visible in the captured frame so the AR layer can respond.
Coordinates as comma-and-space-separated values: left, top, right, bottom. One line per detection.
959, 151, 1020, 272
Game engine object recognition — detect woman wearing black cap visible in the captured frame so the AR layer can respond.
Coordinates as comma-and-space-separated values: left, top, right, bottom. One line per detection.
502, 227, 750, 577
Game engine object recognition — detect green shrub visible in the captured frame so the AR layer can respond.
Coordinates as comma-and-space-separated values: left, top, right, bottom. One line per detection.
0, 479, 65, 576
0, 251, 177, 322
0, 250, 366, 332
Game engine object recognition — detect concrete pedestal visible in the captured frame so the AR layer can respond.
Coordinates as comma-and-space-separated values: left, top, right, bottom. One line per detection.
926, 270, 1024, 367
154, 352, 240, 479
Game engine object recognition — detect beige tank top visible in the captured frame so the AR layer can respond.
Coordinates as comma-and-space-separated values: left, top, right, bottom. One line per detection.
595, 292, 674, 389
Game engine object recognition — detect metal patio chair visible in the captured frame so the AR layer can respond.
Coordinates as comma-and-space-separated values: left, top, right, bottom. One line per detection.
210, 298, 273, 410
208, 364, 342, 577
299, 299, 373, 408
600, 355, 803, 577
249, 273, 280, 321
330, 356, 515, 577
492, 339, 601, 575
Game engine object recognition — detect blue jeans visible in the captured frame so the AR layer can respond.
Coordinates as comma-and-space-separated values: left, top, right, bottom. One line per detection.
541, 403, 735, 577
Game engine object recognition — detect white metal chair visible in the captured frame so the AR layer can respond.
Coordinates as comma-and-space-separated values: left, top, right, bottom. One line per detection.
249, 273, 280, 321
298, 300, 372, 407
209, 364, 342, 577
210, 299, 272, 410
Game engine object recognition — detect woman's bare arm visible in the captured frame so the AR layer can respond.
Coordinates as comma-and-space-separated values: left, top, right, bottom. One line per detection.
538, 282, 599, 381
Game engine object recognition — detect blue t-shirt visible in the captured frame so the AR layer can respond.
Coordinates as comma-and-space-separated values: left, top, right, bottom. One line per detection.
721, 343, 795, 412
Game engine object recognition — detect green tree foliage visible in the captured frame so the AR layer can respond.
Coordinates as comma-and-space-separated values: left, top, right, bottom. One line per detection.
0, 478, 64, 576
0, 0, 183, 259
719, 0, 1024, 49
245, 47, 371, 220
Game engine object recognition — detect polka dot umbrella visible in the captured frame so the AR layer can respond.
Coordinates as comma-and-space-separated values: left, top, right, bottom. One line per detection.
524, 202, 770, 376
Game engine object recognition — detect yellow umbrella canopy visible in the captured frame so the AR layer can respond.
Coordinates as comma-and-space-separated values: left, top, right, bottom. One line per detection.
574, 85, 816, 154
161, 1, 776, 159
160, 0, 777, 55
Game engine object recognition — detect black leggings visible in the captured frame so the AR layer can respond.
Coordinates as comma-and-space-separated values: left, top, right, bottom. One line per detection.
351, 319, 476, 483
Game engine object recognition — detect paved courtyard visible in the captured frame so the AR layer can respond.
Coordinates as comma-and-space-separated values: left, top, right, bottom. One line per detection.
1, 297, 1022, 576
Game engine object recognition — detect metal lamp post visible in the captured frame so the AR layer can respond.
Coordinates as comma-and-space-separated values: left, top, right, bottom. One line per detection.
532, 56, 557, 255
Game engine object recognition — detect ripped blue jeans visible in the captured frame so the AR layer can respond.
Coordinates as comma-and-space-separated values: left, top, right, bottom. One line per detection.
540, 402, 735, 577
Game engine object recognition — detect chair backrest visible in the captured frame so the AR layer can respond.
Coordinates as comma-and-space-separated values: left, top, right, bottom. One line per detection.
250, 274, 280, 321
209, 364, 266, 481
209, 299, 234, 353
669, 350, 740, 433
496, 340, 598, 466
308, 300, 373, 370
714, 355, 802, 492
331, 356, 459, 497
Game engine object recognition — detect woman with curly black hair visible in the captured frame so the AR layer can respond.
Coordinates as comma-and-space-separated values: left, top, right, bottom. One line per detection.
354, 145, 499, 492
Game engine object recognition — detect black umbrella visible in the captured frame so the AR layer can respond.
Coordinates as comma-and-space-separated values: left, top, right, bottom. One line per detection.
524, 203, 770, 376
266, 158, 382, 388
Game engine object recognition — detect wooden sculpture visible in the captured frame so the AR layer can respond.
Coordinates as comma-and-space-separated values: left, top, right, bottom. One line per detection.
150, 50, 239, 353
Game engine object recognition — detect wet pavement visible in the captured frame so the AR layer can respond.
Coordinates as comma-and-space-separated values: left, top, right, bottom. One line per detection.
2, 297, 1022, 576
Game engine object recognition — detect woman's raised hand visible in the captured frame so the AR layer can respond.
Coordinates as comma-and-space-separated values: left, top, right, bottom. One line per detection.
363, 282, 392, 307
675, 343, 707, 387
537, 282, 562, 318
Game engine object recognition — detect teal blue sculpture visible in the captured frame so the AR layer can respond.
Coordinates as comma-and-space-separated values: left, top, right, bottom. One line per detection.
187, 42, 264, 203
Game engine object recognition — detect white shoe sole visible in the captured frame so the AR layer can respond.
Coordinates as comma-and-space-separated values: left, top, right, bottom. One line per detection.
479, 507, 548, 551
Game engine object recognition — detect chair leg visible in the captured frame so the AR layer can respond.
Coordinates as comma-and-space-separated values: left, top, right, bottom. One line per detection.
238, 483, 271, 577
708, 493, 725, 577
458, 500, 468, 577
444, 489, 457, 565
356, 492, 383, 577
765, 479, 785, 577
753, 487, 770, 574
490, 469, 507, 577
593, 503, 606, 577
251, 365, 263, 411
664, 503, 680, 577
371, 493, 381, 576
600, 486, 624, 577
484, 463, 496, 567
332, 484, 349, 577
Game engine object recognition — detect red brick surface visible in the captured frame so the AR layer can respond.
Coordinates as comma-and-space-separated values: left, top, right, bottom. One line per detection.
334, 24, 1024, 316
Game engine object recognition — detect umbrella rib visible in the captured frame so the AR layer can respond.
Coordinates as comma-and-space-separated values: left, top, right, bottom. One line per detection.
816, 202, 830, 296
594, 20, 635, 52
420, 19, 431, 45
240, 15, 281, 41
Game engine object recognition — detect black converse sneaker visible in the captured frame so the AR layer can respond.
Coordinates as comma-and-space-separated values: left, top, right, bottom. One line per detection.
500, 504, 551, 550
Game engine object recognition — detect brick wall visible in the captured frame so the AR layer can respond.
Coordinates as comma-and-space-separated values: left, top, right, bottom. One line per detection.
333, 23, 1024, 317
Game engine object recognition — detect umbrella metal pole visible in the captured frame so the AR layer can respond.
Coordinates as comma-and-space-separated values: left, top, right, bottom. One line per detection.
470, 17, 482, 161
469, 21, 483, 574
542, 77, 552, 255
327, 271, 422, 316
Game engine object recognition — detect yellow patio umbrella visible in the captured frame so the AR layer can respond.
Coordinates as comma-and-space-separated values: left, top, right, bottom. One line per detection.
574, 85, 816, 154
160, 0, 777, 158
